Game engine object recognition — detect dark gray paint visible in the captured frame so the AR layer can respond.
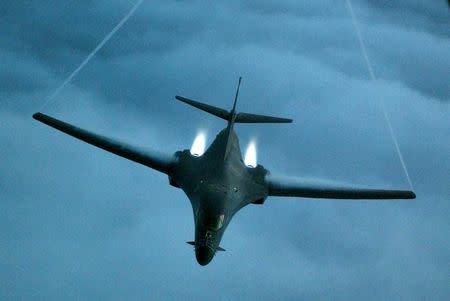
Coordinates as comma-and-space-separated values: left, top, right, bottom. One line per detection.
32, 81, 415, 265
2, 0, 449, 299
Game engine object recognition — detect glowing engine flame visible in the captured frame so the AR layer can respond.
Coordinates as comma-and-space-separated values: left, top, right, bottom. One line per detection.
190, 132, 206, 156
244, 140, 257, 168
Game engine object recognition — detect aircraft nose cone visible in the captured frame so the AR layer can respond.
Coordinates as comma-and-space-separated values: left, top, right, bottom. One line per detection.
195, 246, 215, 266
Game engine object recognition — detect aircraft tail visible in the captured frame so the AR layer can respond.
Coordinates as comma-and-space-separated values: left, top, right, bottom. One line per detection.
175, 95, 230, 120
176, 77, 292, 162
175, 78, 292, 124
234, 112, 292, 123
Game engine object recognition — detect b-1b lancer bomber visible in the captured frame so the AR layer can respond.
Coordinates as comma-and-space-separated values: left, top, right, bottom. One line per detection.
33, 78, 415, 266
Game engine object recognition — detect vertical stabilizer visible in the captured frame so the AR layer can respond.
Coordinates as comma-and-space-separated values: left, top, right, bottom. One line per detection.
222, 77, 243, 161
175, 77, 291, 124
175, 77, 292, 162
231, 77, 242, 114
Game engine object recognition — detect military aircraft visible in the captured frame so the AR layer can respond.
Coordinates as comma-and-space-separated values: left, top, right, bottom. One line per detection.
33, 77, 415, 266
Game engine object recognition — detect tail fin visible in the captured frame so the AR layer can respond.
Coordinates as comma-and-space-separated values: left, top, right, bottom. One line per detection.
235, 112, 292, 123
175, 78, 292, 124
175, 96, 230, 121
231, 76, 242, 113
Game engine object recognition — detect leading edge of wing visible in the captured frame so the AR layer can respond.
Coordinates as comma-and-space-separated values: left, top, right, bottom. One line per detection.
266, 174, 416, 200
33, 112, 175, 174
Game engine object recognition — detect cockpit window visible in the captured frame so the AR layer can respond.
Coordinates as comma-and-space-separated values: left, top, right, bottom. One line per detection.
204, 214, 225, 231
216, 214, 225, 230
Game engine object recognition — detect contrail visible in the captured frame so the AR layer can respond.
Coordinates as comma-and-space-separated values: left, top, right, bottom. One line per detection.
344, 0, 414, 190
39, 0, 144, 110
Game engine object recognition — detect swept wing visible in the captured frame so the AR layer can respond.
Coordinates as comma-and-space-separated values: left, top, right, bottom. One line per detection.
33, 112, 175, 174
266, 174, 415, 200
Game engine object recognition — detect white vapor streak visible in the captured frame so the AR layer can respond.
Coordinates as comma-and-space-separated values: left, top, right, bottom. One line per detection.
39, 0, 144, 111
345, 0, 414, 190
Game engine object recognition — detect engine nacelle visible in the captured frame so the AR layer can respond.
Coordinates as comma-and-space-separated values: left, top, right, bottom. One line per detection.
252, 197, 265, 205
169, 176, 180, 188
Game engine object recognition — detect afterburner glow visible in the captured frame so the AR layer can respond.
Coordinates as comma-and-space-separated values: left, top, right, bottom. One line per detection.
190, 132, 206, 156
244, 140, 257, 168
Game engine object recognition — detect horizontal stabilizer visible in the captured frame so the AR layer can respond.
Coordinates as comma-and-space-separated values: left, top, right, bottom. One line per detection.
175, 95, 292, 124
186, 241, 226, 251
235, 112, 292, 123
32, 112, 175, 174
266, 175, 416, 200
175, 96, 229, 120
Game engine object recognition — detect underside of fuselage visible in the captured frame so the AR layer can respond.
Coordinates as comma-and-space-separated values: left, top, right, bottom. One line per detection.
32, 77, 415, 267
169, 127, 269, 265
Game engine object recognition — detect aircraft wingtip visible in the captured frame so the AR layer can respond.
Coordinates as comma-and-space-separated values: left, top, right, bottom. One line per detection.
32, 112, 42, 120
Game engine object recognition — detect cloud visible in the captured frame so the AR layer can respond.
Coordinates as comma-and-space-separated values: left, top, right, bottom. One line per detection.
1, 0, 449, 300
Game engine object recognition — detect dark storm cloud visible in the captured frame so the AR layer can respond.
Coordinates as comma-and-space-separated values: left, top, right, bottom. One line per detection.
366, 0, 449, 36
1, 0, 449, 300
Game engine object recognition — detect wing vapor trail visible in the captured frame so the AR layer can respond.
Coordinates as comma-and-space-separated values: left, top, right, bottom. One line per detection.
39, 0, 145, 111
345, 0, 414, 191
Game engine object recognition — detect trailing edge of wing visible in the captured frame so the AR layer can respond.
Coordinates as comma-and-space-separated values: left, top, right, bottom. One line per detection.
266, 175, 416, 200
33, 112, 175, 174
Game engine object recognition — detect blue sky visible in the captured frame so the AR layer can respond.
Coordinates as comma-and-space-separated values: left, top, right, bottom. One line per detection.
1, 1, 449, 300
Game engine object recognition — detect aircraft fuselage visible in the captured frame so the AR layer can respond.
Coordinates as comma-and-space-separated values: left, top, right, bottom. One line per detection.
31, 77, 416, 267
169, 127, 268, 265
